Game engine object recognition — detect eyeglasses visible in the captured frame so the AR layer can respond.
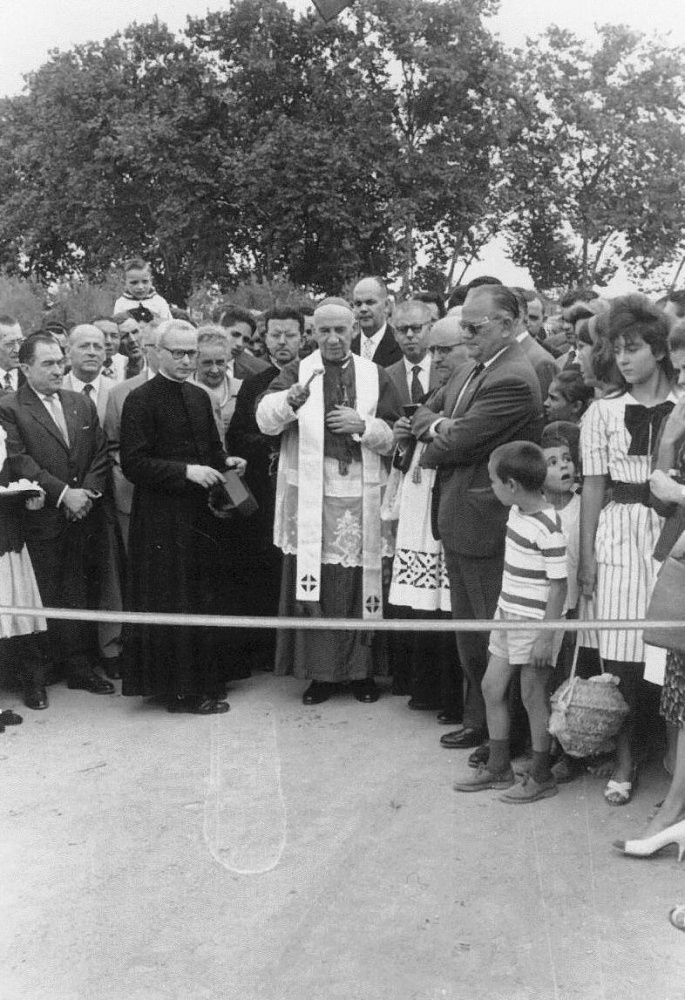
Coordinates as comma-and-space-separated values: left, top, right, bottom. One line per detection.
160, 347, 198, 360
395, 323, 429, 336
460, 317, 503, 338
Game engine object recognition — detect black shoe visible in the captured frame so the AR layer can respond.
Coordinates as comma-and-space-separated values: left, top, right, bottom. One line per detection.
0, 709, 23, 726
302, 681, 335, 705
167, 695, 230, 715
468, 742, 490, 768
437, 710, 463, 725
24, 685, 49, 710
68, 671, 115, 695
351, 679, 380, 703
440, 727, 487, 750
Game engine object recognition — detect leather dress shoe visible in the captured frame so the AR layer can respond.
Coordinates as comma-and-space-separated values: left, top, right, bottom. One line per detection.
440, 727, 487, 750
24, 685, 49, 710
68, 672, 115, 695
302, 681, 335, 705
351, 679, 380, 703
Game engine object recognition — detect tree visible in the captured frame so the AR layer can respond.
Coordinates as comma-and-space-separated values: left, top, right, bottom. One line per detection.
503, 25, 685, 291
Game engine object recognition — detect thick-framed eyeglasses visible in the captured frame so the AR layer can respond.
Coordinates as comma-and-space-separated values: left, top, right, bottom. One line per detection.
160, 347, 198, 360
395, 323, 430, 336
459, 316, 503, 338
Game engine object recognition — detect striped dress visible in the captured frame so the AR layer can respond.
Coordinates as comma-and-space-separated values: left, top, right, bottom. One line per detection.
580, 392, 676, 662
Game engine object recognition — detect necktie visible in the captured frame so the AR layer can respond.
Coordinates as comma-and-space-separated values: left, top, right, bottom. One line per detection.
362, 336, 375, 360
102, 365, 114, 379
3, 372, 13, 390
45, 394, 70, 445
83, 383, 94, 397
410, 365, 424, 403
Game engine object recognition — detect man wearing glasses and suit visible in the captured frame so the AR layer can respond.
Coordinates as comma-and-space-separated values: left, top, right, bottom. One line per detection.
410, 285, 543, 751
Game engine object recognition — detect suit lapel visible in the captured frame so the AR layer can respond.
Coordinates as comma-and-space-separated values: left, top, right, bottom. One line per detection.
22, 386, 70, 452
60, 390, 81, 449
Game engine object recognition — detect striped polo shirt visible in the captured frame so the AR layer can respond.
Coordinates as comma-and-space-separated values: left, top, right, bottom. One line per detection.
497, 505, 567, 620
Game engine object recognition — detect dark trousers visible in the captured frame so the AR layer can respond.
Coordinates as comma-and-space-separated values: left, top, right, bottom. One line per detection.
443, 545, 503, 732
26, 515, 103, 678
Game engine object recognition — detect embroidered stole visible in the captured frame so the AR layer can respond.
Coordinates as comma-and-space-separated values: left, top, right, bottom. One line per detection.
296, 350, 383, 620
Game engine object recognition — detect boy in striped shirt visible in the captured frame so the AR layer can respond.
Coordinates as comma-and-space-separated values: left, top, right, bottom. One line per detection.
454, 442, 567, 803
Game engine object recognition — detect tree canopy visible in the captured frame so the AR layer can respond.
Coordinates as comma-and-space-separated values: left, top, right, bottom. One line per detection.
0, 1, 684, 301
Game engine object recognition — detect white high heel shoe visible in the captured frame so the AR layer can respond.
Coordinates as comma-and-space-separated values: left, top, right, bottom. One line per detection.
613, 818, 685, 860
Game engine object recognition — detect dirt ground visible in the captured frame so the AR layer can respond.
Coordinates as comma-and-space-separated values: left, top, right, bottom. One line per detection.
3, 671, 685, 1000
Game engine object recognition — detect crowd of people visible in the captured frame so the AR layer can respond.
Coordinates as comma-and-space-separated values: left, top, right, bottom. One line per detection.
2, 259, 685, 903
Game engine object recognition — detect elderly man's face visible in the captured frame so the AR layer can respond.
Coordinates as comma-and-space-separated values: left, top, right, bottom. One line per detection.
427, 319, 469, 384
314, 306, 354, 361
197, 342, 229, 389
460, 289, 512, 364
158, 329, 198, 381
22, 341, 65, 396
68, 325, 106, 381
0, 323, 23, 370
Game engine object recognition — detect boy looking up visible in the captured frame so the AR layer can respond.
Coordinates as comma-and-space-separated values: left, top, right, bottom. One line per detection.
454, 441, 567, 803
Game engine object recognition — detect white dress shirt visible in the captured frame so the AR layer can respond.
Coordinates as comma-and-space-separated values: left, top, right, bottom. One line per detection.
0, 366, 19, 391
360, 323, 387, 360
402, 354, 431, 398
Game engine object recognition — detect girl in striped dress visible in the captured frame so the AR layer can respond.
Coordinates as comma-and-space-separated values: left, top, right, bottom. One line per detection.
579, 296, 677, 805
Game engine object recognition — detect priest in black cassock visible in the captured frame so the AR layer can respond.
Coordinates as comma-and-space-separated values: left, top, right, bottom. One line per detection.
120, 320, 247, 715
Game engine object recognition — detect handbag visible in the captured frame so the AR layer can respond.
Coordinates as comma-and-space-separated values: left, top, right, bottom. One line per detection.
643, 553, 685, 652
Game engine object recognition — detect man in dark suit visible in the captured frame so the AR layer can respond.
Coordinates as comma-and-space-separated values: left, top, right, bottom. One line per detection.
385, 299, 441, 406
0, 314, 25, 392
228, 306, 304, 670
0, 333, 114, 709
215, 305, 271, 379
351, 277, 403, 368
411, 286, 543, 749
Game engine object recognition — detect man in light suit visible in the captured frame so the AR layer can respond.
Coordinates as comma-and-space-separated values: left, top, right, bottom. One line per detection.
0, 333, 114, 709
103, 325, 160, 550
410, 286, 543, 749
62, 325, 113, 422
351, 277, 403, 368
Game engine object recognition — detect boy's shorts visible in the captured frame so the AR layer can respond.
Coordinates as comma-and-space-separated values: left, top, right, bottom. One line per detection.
488, 609, 563, 666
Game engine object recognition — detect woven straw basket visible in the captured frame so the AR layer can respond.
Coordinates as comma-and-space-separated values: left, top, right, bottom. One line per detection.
548, 607, 629, 758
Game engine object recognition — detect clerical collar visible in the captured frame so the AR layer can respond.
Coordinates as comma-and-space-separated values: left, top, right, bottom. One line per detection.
159, 370, 188, 383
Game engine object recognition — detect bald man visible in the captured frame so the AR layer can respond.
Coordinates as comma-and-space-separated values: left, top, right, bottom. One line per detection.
389, 316, 470, 718
257, 300, 402, 705
63, 324, 113, 424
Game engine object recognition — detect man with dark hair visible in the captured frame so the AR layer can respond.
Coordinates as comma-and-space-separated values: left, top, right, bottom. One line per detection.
214, 304, 270, 378
228, 306, 305, 671
409, 284, 543, 749
0, 333, 114, 709
351, 276, 403, 367
0, 314, 24, 392
509, 288, 558, 400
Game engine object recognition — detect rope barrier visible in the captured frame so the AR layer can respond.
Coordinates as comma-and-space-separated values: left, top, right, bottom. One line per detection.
2, 604, 684, 633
